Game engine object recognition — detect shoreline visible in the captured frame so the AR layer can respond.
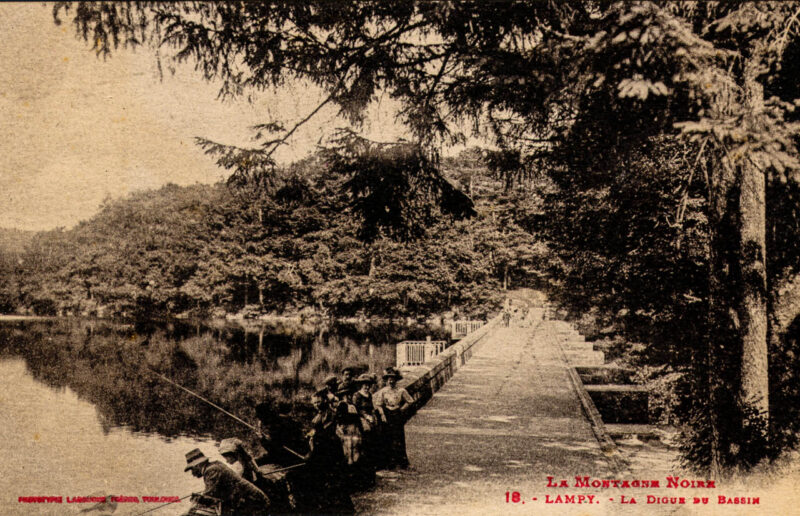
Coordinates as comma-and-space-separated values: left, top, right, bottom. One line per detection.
0, 312, 454, 329
0, 314, 60, 322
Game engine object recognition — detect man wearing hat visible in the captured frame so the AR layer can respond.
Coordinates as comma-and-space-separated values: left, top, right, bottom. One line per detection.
372, 367, 414, 469
340, 366, 357, 393
184, 448, 270, 515
218, 438, 261, 484
219, 437, 297, 514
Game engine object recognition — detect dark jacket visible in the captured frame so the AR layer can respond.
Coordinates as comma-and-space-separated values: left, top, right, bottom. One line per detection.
202, 461, 269, 515
352, 391, 375, 416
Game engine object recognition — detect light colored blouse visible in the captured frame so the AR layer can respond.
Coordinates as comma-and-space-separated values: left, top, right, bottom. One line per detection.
373, 386, 413, 411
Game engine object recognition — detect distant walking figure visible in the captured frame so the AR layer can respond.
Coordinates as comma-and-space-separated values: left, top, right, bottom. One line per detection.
502, 310, 511, 327
373, 367, 413, 469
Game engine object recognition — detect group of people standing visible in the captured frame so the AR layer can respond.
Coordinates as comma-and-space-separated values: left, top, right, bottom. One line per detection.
182, 365, 414, 515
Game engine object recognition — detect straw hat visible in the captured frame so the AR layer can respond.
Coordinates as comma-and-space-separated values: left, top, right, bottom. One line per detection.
218, 438, 242, 456
355, 373, 375, 384
323, 375, 339, 387
184, 448, 209, 471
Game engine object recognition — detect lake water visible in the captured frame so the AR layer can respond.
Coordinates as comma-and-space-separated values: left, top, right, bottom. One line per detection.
0, 318, 447, 515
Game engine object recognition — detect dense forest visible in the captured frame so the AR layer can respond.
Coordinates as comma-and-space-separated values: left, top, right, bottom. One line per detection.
0, 150, 544, 321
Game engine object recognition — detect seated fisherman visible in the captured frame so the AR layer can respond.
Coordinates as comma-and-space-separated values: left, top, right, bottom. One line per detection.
184, 448, 270, 516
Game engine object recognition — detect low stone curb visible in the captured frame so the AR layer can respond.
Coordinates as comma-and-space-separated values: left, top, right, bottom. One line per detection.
551, 326, 630, 475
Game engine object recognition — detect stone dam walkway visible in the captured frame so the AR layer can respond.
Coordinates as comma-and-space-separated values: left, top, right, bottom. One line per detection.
354, 316, 619, 516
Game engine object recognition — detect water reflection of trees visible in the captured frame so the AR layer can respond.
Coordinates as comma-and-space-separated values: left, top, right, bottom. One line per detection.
0, 318, 447, 442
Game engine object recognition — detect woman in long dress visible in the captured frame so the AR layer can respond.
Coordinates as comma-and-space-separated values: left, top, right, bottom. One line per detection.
372, 367, 414, 469
336, 384, 363, 479
351, 374, 378, 488
298, 389, 354, 514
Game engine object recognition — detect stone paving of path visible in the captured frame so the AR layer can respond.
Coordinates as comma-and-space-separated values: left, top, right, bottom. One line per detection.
353, 314, 622, 516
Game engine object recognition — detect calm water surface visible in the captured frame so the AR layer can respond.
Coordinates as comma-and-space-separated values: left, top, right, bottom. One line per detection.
0, 318, 447, 515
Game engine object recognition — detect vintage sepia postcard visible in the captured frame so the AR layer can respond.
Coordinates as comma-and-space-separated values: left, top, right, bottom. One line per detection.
2, 2, 800, 515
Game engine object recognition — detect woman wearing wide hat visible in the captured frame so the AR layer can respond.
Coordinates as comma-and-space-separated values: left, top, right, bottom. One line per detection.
334, 382, 366, 491
372, 367, 414, 469
352, 373, 379, 488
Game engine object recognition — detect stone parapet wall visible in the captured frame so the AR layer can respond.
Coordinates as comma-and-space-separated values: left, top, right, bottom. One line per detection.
398, 314, 502, 415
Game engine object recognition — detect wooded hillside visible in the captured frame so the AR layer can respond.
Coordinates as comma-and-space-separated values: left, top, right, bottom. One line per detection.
0, 151, 543, 320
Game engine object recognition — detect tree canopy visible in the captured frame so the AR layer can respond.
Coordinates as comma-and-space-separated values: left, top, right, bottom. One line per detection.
1, 150, 537, 320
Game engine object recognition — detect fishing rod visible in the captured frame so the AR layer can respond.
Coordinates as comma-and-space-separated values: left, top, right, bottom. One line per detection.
146, 367, 307, 461
129, 463, 306, 516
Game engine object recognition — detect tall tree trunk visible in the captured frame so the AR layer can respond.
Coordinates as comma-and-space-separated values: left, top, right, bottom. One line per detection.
706, 60, 770, 475
738, 63, 769, 420
738, 157, 768, 418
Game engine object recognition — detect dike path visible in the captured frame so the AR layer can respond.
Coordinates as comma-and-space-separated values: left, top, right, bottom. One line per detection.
353, 315, 621, 516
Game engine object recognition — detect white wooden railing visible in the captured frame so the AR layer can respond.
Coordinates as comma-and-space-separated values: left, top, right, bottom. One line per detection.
451, 320, 484, 339
396, 336, 448, 367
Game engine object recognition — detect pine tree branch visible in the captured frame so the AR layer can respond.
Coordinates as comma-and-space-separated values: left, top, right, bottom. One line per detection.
263, 90, 337, 157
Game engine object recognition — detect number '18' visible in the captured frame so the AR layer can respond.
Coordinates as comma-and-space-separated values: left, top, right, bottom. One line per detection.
505, 491, 521, 503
